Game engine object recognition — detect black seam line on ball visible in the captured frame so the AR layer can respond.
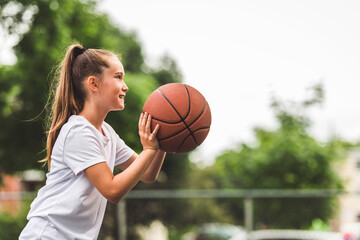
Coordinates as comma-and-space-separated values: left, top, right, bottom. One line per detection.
157, 101, 209, 141
183, 85, 191, 120
183, 85, 198, 145
188, 101, 207, 127
142, 111, 183, 124
175, 99, 208, 151
158, 123, 210, 142
157, 85, 198, 145
151, 116, 183, 124
176, 126, 211, 152
158, 126, 187, 141
177, 134, 192, 152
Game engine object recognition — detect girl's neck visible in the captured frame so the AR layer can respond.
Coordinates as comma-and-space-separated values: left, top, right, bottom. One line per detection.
78, 108, 107, 135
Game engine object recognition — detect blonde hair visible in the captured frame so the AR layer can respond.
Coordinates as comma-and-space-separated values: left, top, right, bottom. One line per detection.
42, 44, 115, 170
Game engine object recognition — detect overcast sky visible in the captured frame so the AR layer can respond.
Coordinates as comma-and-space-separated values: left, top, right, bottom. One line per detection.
98, 0, 360, 165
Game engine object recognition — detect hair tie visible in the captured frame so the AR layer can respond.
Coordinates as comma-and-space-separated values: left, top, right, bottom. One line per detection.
74, 47, 86, 57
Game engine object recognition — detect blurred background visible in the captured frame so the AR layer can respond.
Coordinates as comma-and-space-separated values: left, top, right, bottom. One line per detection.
0, 0, 360, 239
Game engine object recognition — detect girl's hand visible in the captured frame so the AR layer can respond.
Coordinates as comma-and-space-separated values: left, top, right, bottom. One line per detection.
138, 112, 160, 151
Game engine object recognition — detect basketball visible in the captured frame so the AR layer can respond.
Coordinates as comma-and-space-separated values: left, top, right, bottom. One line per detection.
143, 83, 212, 153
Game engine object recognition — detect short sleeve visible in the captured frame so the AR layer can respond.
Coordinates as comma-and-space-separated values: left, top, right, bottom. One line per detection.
115, 134, 135, 166
63, 124, 106, 175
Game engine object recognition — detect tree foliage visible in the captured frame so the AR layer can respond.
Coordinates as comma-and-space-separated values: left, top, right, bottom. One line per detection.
192, 84, 345, 229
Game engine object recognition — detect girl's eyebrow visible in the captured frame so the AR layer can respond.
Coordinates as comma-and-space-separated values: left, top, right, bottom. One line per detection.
114, 71, 125, 77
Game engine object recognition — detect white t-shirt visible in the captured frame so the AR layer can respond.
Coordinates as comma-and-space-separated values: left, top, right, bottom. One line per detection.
19, 115, 134, 240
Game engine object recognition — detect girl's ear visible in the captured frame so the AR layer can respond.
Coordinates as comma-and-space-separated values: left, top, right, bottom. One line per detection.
86, 76, 100, 92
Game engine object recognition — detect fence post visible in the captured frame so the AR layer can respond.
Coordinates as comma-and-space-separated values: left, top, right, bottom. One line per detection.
244, 198, 253, 234
117, 199, 127, 240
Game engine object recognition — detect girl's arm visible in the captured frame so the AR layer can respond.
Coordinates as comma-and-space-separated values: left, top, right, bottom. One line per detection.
120, 149, 166, 183
142, 149, 166, 182
84, 113, 162, 203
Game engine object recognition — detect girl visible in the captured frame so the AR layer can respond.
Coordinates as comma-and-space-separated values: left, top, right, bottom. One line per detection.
19, 44, 166, 239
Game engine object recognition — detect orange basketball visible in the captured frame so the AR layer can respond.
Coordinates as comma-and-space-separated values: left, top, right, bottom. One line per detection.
143, 83, 211, 153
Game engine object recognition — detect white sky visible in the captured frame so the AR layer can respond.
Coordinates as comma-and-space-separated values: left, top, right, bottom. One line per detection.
97, 0, 360, 164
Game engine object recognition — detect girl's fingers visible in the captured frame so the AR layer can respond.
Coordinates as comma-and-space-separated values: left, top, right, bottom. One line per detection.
138, 112, 160, 150
139, 112, 148, 129
151, 124, 160, 137
138, 113, 143, 128
146, 114, 152, 131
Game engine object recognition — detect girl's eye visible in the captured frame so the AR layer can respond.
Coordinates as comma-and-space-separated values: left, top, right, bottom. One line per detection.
116, 75, 122, 79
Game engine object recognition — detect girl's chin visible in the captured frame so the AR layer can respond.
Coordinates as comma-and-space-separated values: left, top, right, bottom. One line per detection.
117, 104, 125, 111
110, 105, 125, 112
115, 100, 125, 110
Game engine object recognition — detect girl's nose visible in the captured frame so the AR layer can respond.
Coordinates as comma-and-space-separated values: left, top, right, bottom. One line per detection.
122, 82, 129, 92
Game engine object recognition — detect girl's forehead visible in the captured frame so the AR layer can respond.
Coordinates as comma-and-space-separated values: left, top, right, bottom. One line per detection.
107, 56, 124, 73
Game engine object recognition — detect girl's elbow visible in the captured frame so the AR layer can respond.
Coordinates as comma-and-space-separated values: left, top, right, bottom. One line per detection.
108, 196, 121, 204
141, 175, 157, 183
106, 189, 125, 204
107, 194, 123, 204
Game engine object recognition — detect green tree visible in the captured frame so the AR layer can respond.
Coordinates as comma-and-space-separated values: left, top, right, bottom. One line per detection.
193, 84, 345, 229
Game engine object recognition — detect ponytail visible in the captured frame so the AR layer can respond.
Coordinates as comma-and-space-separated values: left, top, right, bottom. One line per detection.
41, 44, 115, 170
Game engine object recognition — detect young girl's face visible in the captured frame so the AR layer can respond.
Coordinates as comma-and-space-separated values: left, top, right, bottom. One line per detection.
98, 56, 128, 112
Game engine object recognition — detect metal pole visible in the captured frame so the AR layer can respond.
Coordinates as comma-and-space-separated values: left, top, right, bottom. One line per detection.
244, 198, 253, 234
117, 199, 127, 240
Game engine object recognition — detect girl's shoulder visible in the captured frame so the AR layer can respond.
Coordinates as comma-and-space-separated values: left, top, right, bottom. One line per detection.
63, 115, 92, 130
60, 115, 118, 143
60, 115, 100, 140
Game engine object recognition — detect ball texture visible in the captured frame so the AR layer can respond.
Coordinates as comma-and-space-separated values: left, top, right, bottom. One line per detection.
143, 83, 211, 153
